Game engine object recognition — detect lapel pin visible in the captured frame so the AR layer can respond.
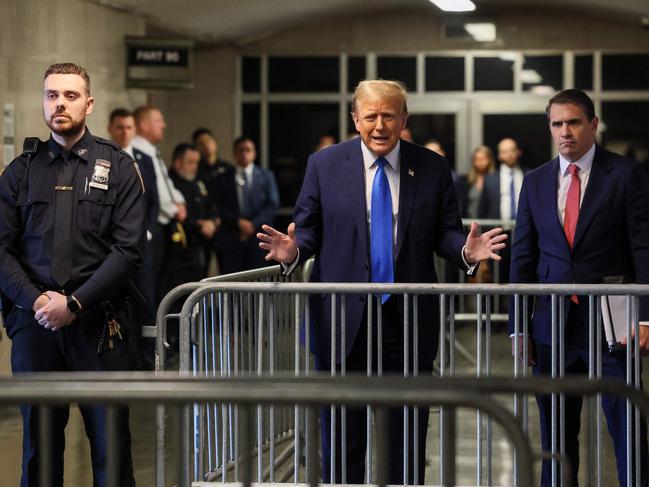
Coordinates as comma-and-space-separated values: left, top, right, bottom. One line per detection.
408, 169, 415, 177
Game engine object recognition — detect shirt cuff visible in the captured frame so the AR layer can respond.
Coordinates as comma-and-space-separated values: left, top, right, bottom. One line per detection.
640, 322, 649, 327
281, 248, 300, 276
461, 245, 479, 276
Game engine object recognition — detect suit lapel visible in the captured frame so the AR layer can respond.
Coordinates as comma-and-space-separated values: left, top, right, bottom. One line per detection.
543, 158, 569, 252
572, 147, 613, 251
345, 141, 369, 255
395, 142, 415, 261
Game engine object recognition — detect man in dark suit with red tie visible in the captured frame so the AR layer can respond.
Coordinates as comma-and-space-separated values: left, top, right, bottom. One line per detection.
509, 89, 649, 486
258, 80, 506, 484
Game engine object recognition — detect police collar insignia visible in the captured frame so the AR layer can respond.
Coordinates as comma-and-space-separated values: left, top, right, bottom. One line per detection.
77, 148, 88, 157
198, 180, 208, 196
89, 159, 111, 190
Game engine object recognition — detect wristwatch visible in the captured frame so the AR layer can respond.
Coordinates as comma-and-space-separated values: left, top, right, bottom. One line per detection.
66, 295, 82, 314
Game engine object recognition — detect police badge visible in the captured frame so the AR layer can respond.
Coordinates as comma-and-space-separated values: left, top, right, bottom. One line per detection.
89, 159, 111, 190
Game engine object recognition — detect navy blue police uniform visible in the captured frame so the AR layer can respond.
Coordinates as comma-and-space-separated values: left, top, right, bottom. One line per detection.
0, 128, 145, 487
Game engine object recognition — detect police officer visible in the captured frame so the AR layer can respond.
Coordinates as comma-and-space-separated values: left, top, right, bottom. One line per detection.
163, 142, 218, 292
0, 63, 144, 486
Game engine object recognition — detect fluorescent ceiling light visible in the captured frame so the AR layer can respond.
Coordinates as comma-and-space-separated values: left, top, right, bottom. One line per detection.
430, 0, 476, 12
464, 22, 496, 42
530, 85, 555, 96
520, 69, 542, 84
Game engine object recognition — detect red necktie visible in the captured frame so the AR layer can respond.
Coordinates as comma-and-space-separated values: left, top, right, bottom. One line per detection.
564, 163, 580, 303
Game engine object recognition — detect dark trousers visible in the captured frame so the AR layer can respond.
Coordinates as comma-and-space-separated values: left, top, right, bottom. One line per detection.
533, 305, 648, 487
316, 297, 430, 485
8, 310, 135, 487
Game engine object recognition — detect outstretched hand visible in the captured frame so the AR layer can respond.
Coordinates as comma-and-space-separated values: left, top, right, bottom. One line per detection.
257, 223, 298, 264
464, 222, 508, 264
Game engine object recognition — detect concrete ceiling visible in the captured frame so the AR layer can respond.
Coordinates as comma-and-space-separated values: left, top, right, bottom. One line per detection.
96, 0, 649, 45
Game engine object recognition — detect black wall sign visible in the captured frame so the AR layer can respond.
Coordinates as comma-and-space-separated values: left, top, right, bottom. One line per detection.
125, 37, 194, 90
127, 46, 189, 67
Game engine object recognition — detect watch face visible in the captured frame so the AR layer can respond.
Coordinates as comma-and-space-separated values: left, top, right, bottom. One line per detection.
67, 296, 80, 313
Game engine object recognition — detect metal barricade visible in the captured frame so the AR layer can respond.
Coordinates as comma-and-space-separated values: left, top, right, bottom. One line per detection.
161, 281, 649, 487
0, 373, 550, 487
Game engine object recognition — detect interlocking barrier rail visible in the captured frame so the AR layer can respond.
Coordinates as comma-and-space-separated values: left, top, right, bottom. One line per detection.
154, 279, 649, 487
3, 374, 649, 487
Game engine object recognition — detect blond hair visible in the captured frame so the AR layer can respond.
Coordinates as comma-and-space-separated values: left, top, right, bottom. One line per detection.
351, 79, 408, 114
467, 145, 495, 185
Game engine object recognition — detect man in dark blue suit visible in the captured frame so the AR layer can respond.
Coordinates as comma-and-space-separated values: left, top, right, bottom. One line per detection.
509, 89, 649, 487
219, 135, 280, 273
259, 80, 506, 484
108, 108, 159, 314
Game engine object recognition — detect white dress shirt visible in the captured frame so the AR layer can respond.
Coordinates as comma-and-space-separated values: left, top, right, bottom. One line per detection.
557, 143, 595, 225
361, 140, 400, 246
499, 165, 524, 220
236, 163, 255, 216
132, 135, 185, 225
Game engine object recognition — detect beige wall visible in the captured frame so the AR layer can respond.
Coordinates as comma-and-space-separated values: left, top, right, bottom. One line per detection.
0, 0, 146, 371
0, 0, 147, 156
149, 47, 238, 164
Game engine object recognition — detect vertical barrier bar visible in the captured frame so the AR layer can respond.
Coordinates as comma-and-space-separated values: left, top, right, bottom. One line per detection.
294, 293, 301, 482
403, 293, 409, 485
341, 294, 347, 484
240, 403, 252, 487
439, 293, 446, 486
366, 294, 373, 483
233, 294, 240, 481
192, 303, 203, 481
376, 406, 389, 487
305, 298, 312, 483
307, 405, 319, 487
208, 293, 218, 473
625, 295, 632, 487
257, 293, 265, 482
513, 293, 520, 487
200, 296, 210, 475
441, 406, 456, 487
596, 299, 603, 487
223, 293, 231, 481
485, 296, 493, 485
633, 295, 641, 487
552, 296, 560, 487
586, 295, 596, 487
551, 294, 558, 487
522, 296, 530, 435
476, 293, 483, 486
38, 406, 51, 487
413, 294, 420, 485
269, 297, 276, 482
330, 293, 337, 484
106, 405, 118, 487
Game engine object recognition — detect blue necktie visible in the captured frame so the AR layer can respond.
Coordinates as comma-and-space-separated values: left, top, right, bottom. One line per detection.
509, 171, 517, 220
371, 157, 394, 304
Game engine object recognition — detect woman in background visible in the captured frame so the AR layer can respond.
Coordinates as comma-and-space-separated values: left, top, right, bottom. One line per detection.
465, 145, 496, 218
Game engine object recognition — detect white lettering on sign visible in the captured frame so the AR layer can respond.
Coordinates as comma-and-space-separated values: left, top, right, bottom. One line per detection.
136, 50, 164, 62
165, 51, 180, 63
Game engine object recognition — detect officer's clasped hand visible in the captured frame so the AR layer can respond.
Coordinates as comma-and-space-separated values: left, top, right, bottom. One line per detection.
33, 291, 76, 331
